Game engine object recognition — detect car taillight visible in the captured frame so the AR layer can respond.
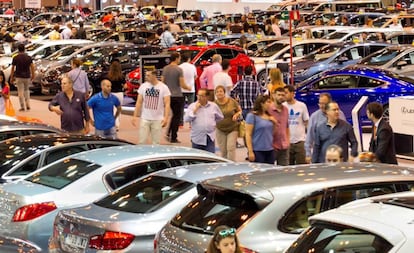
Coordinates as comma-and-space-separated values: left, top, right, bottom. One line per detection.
89, 231, 135, 250
240, 246, 258, 253
13, 202, 57, 222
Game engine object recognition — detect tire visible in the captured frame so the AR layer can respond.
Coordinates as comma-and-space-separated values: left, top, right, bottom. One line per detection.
256, 70, 268, 91
383, 104, 389, 122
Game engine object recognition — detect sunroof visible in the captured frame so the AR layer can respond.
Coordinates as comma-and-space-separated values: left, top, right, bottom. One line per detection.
373, 196, 414, 210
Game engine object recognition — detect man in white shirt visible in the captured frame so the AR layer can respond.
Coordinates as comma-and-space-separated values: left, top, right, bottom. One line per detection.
283, 85, 309, 165
179, 53, 197, 105
213, 59, 233, 97
60, 23, 73, 40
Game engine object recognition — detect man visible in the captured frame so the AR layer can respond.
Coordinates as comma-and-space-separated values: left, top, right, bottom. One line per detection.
284, 85, 309, 165
132, 70, 171, 144
49, 76, 90, 134
168, 18, 182, 34
159, 25, 176, 49
367, 102, 398, 164
161, 52, 190, 143
67, 58, 89, 97
305, 93, 346, 163
87, 79, 121, 139
179, 53, 197, 106
268, 87, 290, 166
312, 101, 358, 163
325, 144, 343, 163
61, 22, 73, 40
200, 54, 222, 101
76, 21, 87, 39
230, 65, 262, 119
213, 59, 233, 97
10, 44, 35, 112
184, 89, 224, 153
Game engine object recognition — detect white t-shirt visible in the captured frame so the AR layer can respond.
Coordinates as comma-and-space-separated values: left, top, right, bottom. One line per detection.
179, 62, 197, 93
283, 100, 309, 143
213, 71, 233, 97
138, 81, 171, 120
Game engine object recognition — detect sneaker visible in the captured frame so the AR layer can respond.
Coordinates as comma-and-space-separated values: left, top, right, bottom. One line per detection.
170, 139, 181, 143
26, 107, 30, 110
19, 108, 25, 112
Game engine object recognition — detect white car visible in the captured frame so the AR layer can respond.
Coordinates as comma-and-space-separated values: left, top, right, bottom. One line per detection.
251, 38, 332, 86
285, 191, 414, 253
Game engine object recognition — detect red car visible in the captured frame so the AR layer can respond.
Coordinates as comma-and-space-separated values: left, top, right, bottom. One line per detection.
125, 44, 255, 100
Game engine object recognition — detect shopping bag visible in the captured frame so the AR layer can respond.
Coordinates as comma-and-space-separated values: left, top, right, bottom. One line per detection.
5, 99, 15, 117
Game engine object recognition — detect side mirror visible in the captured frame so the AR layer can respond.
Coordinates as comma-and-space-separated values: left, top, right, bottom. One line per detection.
396, 60, 407, 69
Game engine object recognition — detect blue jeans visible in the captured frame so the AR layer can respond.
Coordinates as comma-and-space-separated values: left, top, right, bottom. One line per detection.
254, 150, 275, 164
95, 126, 117, 139
192, 135, 215, 153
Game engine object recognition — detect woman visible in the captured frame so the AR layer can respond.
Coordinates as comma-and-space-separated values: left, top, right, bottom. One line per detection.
106, 59, 126, 130
67, 58, 90, 97
0, 70, 10, 114
215, 85, 242, 161
206, 225, 243, 253
245, 95, 276, 164
267, 68, 285, 94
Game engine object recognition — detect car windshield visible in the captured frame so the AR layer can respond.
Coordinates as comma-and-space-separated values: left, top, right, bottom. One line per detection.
170, 186, 262, 234
172, 49, 199, 61
253, 42, 288, 57
25, 158, 100, 189
303, 44, 341, 62
359, 48, 404, 66
95, 175, 193, 213
284, 223, 393, 253
46, 45, 84, 61
323, 31, 349, 40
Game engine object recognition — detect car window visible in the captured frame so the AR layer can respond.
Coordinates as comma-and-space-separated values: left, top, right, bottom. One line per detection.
95, 175, 193, 213
27, 130, 60, 135
317, 75, 357, 89
284, 224, 393, 253
357, 76, 385, 88
392, 52, 414, 67
197, 50, 216, 63
334, 184, 396, 207
215, 48, 235, 59
44, 145, 88, 165
170, 186, 263, 235
25, 158, 101, 189
280, 193, 324, 233
9, 155, 40, 176
0, 132, 20, 141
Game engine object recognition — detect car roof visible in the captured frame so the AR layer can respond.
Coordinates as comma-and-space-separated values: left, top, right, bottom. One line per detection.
0, 120, 62, 132
0, 133, 132, 146
52, 145, 229, 167
171, 44, 245, 51
34, 39, 93, 46
309, 191, 414, 245
199, 163, 414, 197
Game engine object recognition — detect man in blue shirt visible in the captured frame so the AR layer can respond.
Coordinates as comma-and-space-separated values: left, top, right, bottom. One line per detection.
184, 88, 224, 153
312, 101, 358, 163
87, 79, 121, 139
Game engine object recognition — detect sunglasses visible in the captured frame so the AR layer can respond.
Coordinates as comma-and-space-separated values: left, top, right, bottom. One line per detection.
218, 228, 236, 237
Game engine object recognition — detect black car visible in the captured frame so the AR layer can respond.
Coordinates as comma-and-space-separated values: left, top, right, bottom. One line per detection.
0, 133, 132, 183
40, 43, 162, 95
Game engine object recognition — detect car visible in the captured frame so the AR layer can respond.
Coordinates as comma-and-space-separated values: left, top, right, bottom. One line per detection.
386, 31, 414, 44
35, 42, 131, 96
0, 145, 230, 251
48, 162, 270, 253
322, 27, 399, 43
0, 119, 63, 142
125, 44, 255, 99
0, 133, 132, 183
140, 5, 177, 20
41, 43, 162, 95
295, 65, 414, 125
357, 45, 414, 79
154, 162, 414, 253
0, 39, 92, 90
284, 191, 414, 253
293, 41, 390, 83
251, 38, 332, 86
0, 235, 40, 253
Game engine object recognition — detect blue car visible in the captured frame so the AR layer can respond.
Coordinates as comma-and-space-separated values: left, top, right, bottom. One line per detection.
295, 65, 414, 125
293, 42, 390, 83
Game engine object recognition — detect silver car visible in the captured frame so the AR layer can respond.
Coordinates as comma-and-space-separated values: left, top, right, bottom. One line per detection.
155, 162, 414, 253
49, 162, 272, 253
0, 119, 63, 142
285, 191, 414, 253
0, 145, 229, 252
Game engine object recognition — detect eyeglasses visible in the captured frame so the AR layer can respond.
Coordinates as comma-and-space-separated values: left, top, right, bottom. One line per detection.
218, 228, 236, 237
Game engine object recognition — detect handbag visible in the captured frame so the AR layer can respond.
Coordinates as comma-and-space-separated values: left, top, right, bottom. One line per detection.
5, 99, 15, 117
238, 120, 246, 138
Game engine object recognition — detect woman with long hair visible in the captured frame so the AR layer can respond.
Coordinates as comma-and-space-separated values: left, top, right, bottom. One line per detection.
267, 68, 286, 94
245, 95, 276, 164
206, 225, 243, 253
106, 59, 126, 130
214, 85, 242, 161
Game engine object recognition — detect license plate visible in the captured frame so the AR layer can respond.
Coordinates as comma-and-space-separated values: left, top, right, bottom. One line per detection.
64, 233, 88, 249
